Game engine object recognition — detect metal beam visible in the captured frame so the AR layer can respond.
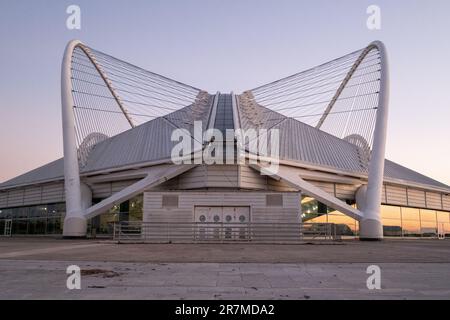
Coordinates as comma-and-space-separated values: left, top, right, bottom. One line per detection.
359, 41, 390, 240
250, 163, 363, 221
84, 164, 195, 219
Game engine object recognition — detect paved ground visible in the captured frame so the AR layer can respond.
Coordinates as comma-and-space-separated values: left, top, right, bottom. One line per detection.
1, 238, 450, 263
0, 238, 450, 299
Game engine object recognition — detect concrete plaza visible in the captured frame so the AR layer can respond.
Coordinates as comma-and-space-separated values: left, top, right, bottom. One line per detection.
0, 238, 449, 299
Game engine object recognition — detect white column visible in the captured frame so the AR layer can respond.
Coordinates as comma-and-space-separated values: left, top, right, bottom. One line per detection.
359, 41, 390, 240
61, 40, 87, 237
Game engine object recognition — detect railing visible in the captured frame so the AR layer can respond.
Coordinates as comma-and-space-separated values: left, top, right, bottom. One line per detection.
113, 221, 337, 244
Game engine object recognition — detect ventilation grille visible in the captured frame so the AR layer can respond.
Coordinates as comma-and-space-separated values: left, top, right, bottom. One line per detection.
266, 194, 283, 207
162, 195, 179, 208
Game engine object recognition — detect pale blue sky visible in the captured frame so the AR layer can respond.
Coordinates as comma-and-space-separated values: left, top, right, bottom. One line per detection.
0, 0, 449, 184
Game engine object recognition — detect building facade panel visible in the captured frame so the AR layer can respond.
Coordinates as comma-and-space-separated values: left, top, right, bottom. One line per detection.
407, 188, 426, 208
381, 184, 387, 203
6, 189, 25, 207
144, 191, 300, 225
267, 178, 297, 192
425, 192, 443, 210
385, 185, 408, 206
205, 165, 238, 187
23, 186, 42, 206
0, 191, 8, 208
307, 180, 335, 196
239, 165, 267, 190
40, 183, 65, 204
334, 184, 357, 200
443, 194, 450, 211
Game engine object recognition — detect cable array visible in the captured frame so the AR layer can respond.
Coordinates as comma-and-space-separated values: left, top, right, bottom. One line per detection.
245, 46, 382, 149
70, 45, 202, 153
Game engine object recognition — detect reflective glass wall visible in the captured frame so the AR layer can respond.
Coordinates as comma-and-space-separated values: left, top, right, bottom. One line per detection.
301, 197, 359, 237
88, 194, 143, 235
381, 205, 450, 238
0, 203, 65, 235
0, 194, 144, 236
302, 196, 450, 238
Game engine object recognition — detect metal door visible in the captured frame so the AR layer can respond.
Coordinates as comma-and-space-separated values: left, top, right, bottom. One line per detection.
235, 207, 250, 240
221, 207, 250, 240
194, 206, 250, 241
194, 207, 209, 240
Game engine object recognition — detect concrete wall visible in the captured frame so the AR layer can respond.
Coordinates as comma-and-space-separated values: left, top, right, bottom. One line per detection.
143, 191, 301, 224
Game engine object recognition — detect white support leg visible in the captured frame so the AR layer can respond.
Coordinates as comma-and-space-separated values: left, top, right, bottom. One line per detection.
359, 41, 390, 241
61, 40, 87, 237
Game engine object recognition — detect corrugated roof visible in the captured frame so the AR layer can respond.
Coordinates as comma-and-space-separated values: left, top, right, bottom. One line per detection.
0, 158, 64, 188
0, 95, 213, 189
238, 95, 367, 173
384, 160, 449, 190
237, 95, 450, 191
1, 92, 449, 192
81, 94, 213, 173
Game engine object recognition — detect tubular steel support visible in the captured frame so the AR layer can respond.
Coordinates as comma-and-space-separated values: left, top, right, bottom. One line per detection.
359, 41, 390, 241
61, 40, 86, 237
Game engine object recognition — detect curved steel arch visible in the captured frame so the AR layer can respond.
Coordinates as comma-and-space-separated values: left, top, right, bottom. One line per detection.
360, 41, 390, 240
315, 41, 390, 240
61, 40, 86, 237
316, 41, 387, 130
62, 39, 135, 237
68, 40, 135, 128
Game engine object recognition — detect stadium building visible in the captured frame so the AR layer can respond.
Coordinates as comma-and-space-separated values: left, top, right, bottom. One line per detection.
0, 40, 449, 241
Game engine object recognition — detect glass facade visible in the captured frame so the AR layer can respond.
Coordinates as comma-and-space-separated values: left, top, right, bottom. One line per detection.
401, 207, 421, 237
301, 197, 359, 237
0, 194, 143, 236
88, 194, 143, 235
381, 205, 402, 237
302, 196, 450, 238
386, 207, 450, 238
0, 203, 65, 235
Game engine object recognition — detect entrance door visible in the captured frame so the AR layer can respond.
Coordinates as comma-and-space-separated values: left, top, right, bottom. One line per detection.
194, 207, 209, 240
194, 206, 250, 241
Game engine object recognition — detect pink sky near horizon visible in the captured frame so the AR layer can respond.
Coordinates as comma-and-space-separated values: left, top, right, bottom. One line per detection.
0, 0, 449, 186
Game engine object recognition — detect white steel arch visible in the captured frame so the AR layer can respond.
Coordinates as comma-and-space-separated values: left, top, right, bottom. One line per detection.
244, 40, 390, 240
61, 40, 203, 237
315, 41, 390, 240
62, 40, 135, 236
358, 41, 389, 240
61, 40, 389, 239
61, 40, 87, 237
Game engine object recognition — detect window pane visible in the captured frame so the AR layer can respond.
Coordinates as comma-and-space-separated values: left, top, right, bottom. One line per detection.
304, 214, 328, 224
381, 205, 401, 219
327, 210, 358, 236
15, 207, 29, 219
420, 209, 437, 222
420, 209, 436, 237
0, 209, 12, 219
437, 211, 449, 223
129, 194, 143, 221
436, 211, 450, 237
46, 217, 62, 234
383, 219, 402, 236
401, 207, 420, 236
12, 219, 28, 234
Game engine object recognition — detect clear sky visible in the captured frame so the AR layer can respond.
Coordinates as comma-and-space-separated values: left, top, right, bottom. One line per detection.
0, 0, 449, 185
